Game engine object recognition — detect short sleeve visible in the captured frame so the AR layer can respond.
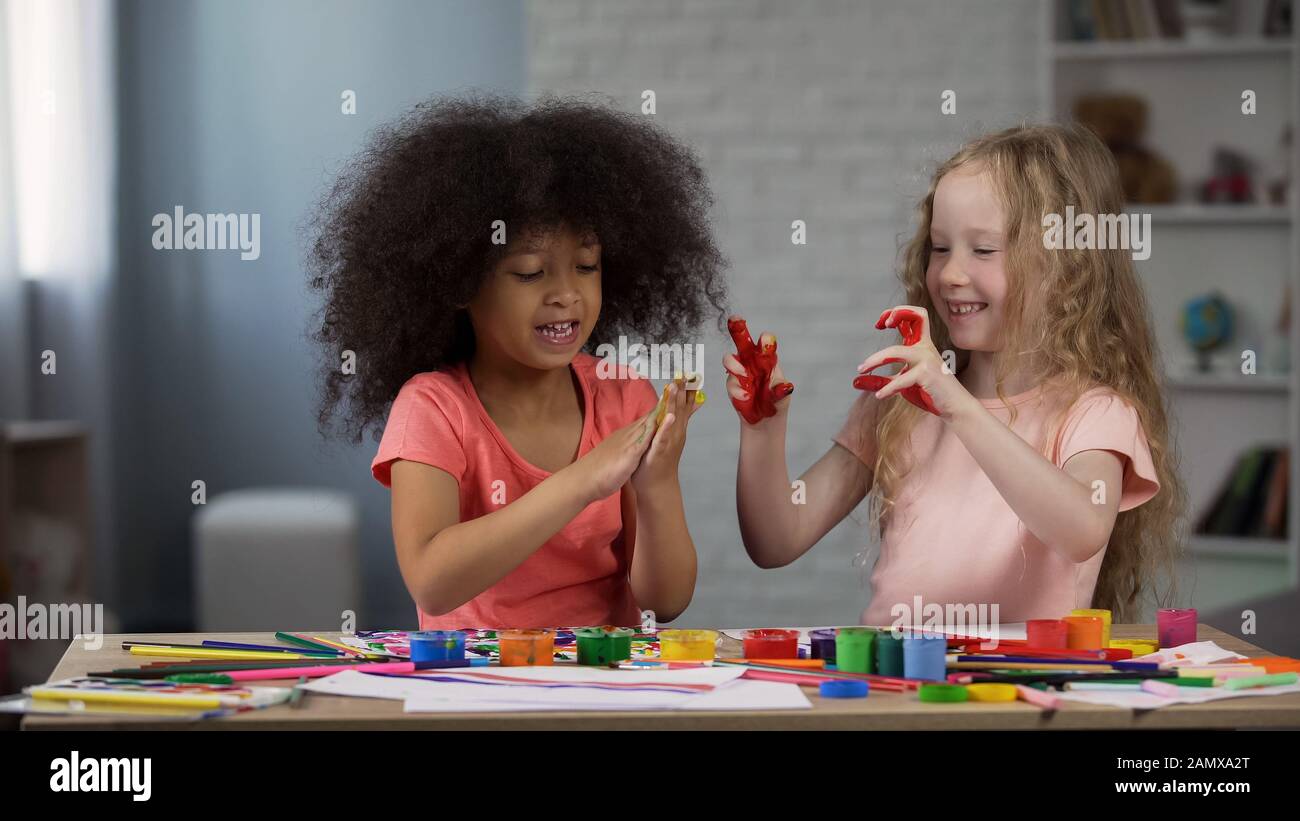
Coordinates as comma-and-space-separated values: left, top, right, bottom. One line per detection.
370, 379, 468, 489
1056, 390, 1160, 512
832, 390, 878, 467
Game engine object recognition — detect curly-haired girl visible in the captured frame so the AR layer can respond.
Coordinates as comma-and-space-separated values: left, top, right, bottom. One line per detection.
728, 124, 1184, 625
308, 96, 725, 629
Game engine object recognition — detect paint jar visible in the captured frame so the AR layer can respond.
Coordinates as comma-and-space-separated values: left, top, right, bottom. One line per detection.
1157, 608, 1197, 649
742, 629, 799, 659
498, 629, 555, 666
834, 628, 877, 674
408, 630, 465, 663
875, 630, 905, 676
658, 629, 718, 661
1063, 616, 1104, 650
1071, 609, 1112, 647
902, 633, 947, 682
809, 629, 838, 662
574, 626, 634, 665
1109, 639, 1158, 658
1026, 619, 1069, 649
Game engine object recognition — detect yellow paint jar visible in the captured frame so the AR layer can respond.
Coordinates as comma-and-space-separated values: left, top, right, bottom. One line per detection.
657, 629, 718, 661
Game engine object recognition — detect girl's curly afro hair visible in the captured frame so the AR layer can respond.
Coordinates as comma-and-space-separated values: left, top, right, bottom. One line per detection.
307, 94, 727, 444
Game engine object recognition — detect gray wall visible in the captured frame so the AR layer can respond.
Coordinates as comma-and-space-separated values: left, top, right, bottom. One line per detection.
113, 0, 524, 629
529, 0, 1044, 627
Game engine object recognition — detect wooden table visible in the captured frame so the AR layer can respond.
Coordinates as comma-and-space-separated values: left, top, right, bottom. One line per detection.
22, 624, 1300, 730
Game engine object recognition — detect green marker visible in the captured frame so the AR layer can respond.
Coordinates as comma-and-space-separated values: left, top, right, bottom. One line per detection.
165, 673, 234, 684
1225, 672, 1299, 691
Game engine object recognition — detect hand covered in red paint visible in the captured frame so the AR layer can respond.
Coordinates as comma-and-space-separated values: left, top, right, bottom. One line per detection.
723, 315, 795, 425
853, 306, 958, 417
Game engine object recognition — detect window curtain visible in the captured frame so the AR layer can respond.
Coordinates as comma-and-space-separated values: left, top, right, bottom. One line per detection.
1, 0, 117, 607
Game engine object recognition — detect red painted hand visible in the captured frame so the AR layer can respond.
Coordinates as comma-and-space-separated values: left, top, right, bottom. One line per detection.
726, 315, 794, 424
852, 308, 941, 415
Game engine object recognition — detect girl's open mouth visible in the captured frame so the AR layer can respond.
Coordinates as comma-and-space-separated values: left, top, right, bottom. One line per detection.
946, 300, 988, 320
534, 320, 579, 347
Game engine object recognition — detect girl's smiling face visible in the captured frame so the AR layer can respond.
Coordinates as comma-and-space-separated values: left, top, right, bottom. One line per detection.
926, 164, 1009, 353
468, 224, 602, 370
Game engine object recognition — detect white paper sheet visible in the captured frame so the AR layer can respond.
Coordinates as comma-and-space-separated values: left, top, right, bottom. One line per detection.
1135, 640, 1247, 666
402, 679, 812, 713
301, 666, 746, 709
1055, 682, 1300, 710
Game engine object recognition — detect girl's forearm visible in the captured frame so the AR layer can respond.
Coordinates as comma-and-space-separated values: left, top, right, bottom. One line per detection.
629, 479, 697, 622
735, 417, 805, 568
948, 400, 1115, 563
411, 465, 596, 615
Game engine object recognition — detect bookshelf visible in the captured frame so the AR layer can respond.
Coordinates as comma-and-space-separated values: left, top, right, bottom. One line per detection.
1045, 1, 1300, 617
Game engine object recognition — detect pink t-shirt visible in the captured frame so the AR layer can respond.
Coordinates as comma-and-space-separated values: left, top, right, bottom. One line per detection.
833, 385, 1160, 625
371, 352, 659, 630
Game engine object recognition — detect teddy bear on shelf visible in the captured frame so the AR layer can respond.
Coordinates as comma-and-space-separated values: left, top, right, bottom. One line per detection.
1074, 93, 1177, 204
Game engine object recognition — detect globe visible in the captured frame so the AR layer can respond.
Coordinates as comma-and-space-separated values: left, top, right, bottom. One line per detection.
1181, 293, 1233, 370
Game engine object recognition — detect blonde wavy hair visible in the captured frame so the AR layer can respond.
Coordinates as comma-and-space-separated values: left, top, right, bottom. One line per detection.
868, 123, 1186, 622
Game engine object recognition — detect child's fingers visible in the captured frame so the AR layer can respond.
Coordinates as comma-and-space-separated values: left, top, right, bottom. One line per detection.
769, 360, 788, 388
857, 345, 918, 375
631, 405, 659, 446
873, 366, 921, 400
650, 411, 676, 453
879, 305, 931, 345
722, 353, 747, 378
726, 375, 748, 403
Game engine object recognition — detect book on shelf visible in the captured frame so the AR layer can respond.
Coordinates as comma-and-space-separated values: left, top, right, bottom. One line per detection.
1196, 445, 1289, 540
1063, 0, 1291, 41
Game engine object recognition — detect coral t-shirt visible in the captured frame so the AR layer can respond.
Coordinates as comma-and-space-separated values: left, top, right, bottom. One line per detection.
371, 352, 659, 630
833, 385, 1161, 625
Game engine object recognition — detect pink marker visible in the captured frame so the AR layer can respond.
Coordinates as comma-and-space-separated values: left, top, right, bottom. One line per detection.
224, 661, 417, 681
1141, 679, 1182, 698
1015, 684, 1059, 711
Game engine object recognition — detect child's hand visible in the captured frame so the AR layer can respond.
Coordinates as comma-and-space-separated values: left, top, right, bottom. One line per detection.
632, 377, 702, 494
724, 315, 794, 425
573, 406, 658, 503
854, 305, 973, 419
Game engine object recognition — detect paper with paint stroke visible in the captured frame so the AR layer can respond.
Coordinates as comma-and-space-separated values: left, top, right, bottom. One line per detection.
404, 680, 812, 713
1133, 641, 1247, 666
298, 666, 805, 712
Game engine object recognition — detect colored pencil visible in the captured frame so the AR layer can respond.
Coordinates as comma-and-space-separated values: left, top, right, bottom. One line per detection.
306, 635, 375, 658
121, 640, 338, 657
93, 659, 369, 679
128, 646, 323, 661
949, 669, 1179, 688
276, 631, 349, 655
715, 659, 919, 690
205, 640, 344, 656
29, 687, 238, 709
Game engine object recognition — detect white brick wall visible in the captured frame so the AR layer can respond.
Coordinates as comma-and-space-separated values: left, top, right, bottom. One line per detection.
528, 0, 1044, 627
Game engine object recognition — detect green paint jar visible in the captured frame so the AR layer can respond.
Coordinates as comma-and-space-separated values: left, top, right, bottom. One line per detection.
575, 626, 634, 665
875, 630, 905, 676
834, 627, 877, 674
